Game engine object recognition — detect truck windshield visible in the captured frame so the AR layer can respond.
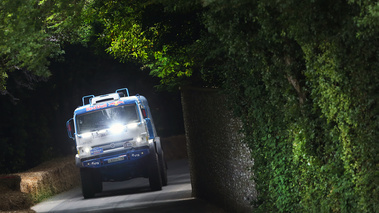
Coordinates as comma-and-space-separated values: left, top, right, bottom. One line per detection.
76, 104, 139, 134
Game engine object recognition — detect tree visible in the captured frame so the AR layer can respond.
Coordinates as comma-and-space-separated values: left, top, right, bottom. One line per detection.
81, 0, 205, 89
0, 0, 86, 92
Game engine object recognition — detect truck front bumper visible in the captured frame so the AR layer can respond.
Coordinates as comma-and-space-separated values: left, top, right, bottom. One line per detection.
76, 146, 150, 169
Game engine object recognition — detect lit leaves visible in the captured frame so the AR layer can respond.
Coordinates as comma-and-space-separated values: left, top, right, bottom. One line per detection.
0, 0, 85, 91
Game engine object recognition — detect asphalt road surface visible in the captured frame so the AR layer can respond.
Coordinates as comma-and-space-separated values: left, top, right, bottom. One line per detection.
32, 159, 225, 213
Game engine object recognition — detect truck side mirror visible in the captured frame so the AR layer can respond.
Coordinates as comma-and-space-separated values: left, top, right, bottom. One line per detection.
66, 118, 75, 140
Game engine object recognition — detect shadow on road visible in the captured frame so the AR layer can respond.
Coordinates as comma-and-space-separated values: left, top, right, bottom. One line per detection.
95, 184, 151, 198
91, 198, 224, 213
32, 160, 225, 213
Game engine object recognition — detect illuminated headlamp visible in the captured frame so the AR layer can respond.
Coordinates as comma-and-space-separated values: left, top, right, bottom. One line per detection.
126, 122, 139, 129
79, 147, 91, 155
134, 132, 148, 146
110, 123, 126, 134
84, 147, 90, 154
81, 132, 92, 139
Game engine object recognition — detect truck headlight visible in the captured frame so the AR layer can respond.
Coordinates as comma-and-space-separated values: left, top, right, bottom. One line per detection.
126, 122, 139, 129
81, 132, 92, 139
79, 147, 91, 155
110, 123, 126, 134
84, 147, 90, 154
134, 133, 148, 146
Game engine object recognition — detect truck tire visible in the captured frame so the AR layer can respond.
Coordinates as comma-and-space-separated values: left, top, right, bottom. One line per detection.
80, 168, 96, 199
149, 147, 162, 191
158, 151, 168, 186
94, 169, 103, 193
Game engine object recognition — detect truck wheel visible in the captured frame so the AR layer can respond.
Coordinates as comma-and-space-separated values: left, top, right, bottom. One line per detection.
95, 179, 103, 193
94, 169, 103, 193
158, 151, 168, 186
149, 147, 162, 191
80, 168, 96, 199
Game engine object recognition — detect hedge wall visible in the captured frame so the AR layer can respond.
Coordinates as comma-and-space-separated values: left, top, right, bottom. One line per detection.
200, 1, 379, 212
181, 86, 256, 213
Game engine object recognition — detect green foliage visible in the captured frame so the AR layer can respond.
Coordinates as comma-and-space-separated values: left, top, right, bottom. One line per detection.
0, 0, 86, 91
83, 0, 202, 89
198, 0, 379, 212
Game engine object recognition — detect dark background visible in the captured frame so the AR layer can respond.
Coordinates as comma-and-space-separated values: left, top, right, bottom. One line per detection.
0, 45, 184, 174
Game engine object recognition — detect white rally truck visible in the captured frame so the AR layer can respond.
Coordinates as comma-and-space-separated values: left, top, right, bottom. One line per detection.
66, 88, 167, 198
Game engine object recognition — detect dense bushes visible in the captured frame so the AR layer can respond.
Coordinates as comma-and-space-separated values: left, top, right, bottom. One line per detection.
201, 1, 379, 212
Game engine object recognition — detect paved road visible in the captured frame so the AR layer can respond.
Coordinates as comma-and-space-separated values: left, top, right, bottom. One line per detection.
32, 159, 225, 213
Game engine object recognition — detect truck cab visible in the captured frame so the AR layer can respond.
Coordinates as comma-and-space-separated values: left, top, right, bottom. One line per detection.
66, 88, 167, 198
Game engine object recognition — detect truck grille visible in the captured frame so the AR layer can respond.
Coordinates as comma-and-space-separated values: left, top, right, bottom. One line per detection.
92, 139, 133, 151
81, 146, 148, 162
